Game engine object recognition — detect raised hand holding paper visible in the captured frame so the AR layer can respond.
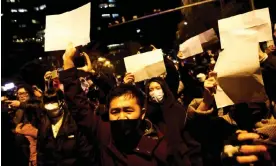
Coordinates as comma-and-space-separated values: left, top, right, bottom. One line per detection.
124, 49, 166, 82
45, 3, 91, 52
214, 36, 267, 108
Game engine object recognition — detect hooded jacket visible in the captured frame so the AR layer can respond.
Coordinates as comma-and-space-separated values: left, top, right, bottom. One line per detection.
145, 77, 202, 166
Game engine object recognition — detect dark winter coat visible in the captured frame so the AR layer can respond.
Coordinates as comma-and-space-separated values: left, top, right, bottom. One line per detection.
145, 77, 202, 166
37, 110, 94, 166
60, 68, 170, 166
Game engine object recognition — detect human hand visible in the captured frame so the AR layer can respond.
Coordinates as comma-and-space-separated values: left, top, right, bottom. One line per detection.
203, 71, 217, 105
258, 45, 268, 62
265, 45, 276, 54
7, 100, 21, 108
15, 123, 24, 134
63, 43, 76, 70
77, 52, 92, 72
62, 42, 76, 61
1, 96, 8, 101
235, 131, 268, 164
123, 73, 135, 84
44, 71, 52, 81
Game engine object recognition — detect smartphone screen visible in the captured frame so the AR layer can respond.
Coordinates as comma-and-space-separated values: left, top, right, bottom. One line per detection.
52, 70, 58, 79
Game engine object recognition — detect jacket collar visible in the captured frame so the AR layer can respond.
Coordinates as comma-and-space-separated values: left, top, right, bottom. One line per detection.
41, 110, 77, 139
106, 119, 164, 164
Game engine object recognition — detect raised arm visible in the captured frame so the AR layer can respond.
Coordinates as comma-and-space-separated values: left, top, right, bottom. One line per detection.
59, 43, 99, 134
187, 71, 217, 120
77, 52, 115, 95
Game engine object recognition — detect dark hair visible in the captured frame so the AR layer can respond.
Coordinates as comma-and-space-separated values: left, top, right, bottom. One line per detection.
139, 45, 155, 53
43, 88, 64, 104
16, 84, 35, 98
106, 84, 145, 110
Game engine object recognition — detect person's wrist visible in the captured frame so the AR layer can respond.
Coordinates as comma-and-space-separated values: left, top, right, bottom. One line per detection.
63, 59, 75, 70
203, 90, 214, 105
200, 102, 210, 110
90, 69, 96, 75
260, 53, 268, 63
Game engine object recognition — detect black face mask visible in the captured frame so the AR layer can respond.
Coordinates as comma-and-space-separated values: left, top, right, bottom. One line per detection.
110, 119, 143, 152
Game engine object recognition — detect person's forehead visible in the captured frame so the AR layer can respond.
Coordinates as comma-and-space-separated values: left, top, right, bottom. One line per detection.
110, 95, 139, 108
18, 88, 27, 93
149, 82, 161, 87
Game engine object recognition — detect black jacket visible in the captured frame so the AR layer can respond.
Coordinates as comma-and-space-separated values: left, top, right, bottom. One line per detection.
163, 58, 180, 98
178, 64, 204, 101
145, 77, 202, 166
261, 54, 276, 101
60, 68, 173, 166
188, 102, 271, 166
37, 110, 94, 166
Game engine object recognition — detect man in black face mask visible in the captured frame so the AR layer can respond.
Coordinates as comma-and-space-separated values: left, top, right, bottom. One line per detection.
60, 43, 174, 166
37, 89, 94, 166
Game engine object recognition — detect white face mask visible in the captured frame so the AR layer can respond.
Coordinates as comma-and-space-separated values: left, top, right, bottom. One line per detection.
44, 103, 59, 111
149, 89, 164, 103
45, 102, 63, 118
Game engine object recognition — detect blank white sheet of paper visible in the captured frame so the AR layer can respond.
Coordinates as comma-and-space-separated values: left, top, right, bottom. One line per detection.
218, 8, 272, 49
45, 3, 91, 52
179, 35, 203, 59
124, 49, 166, 82
179, 28, 218, 59
214, 35, 267, 108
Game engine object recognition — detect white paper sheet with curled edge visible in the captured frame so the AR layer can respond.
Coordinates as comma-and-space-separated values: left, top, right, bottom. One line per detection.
214, 35, 267, 108
45, 3, 91, 52
198, 28, 219, 45
179, 35, 203, 59
124, 49, 166, 82
218, 8, 272, 49
178, 28, 218, 59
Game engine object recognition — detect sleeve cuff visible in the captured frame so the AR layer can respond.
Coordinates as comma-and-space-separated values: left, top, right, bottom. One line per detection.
193, 107, 214, 115
260, 53, 268, 63
187, 98, 214, 119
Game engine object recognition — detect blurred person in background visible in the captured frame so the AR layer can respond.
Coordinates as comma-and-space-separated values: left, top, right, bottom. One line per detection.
37, 89, 94, 166
6, 84, 43, 166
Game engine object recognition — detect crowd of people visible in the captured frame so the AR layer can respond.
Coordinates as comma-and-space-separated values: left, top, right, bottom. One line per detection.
2, 24, 276, 166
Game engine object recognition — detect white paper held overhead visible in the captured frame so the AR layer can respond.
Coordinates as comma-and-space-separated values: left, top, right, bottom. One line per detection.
214, 36, 267, 108
218, 8, 272, 49
124, 49, 166, 82
179, 35, 203, 59
178, 28, 218, 59
198, 28, 219, 45
45, 3, 91, 52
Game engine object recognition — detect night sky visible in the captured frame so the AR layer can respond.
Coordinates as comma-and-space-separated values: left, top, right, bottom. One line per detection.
1, 0, 275, 87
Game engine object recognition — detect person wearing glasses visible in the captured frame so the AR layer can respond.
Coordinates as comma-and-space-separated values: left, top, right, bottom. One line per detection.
7, 84, 43, 166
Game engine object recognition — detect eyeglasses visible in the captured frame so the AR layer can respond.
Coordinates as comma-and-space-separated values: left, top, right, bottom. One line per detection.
18, 92, 28, 96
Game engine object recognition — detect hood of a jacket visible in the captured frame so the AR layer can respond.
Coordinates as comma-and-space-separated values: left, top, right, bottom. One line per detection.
145, 77, 176, 125
145, 77, 175, 107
